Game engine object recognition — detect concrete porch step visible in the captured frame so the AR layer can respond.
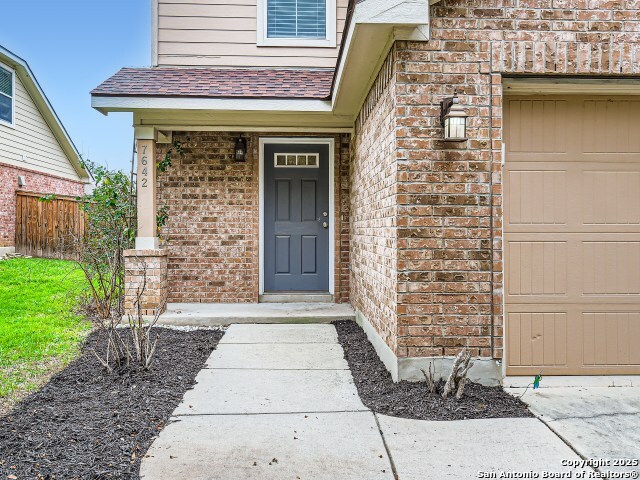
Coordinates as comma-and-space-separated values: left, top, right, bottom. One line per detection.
157, 302, 355, 326
259, 293, 333, 303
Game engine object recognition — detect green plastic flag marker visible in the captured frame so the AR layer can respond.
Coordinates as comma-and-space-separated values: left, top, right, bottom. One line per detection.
533, 373, 542, 389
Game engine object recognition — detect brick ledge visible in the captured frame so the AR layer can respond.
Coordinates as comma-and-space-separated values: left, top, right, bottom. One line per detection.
123, 249, 168, 257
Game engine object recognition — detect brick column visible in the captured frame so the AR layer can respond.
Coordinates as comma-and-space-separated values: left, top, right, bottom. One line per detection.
123, 249, 168, 317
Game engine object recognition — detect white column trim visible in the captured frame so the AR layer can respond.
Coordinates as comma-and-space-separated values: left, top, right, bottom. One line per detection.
134, 126, 155, 140
135, 237, 160, 250
134, 129, 159, 248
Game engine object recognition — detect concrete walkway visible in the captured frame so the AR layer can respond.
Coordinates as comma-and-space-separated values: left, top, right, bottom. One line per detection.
507, 386, 640, 476
141, 324, 588, 479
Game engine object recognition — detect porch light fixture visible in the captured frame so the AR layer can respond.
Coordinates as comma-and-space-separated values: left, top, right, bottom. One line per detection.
234, 135, 247, 162
441, 92, 468, 142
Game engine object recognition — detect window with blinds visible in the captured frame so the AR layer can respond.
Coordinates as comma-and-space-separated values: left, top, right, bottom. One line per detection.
267, 0, 327, 39
0, 65, 13, 125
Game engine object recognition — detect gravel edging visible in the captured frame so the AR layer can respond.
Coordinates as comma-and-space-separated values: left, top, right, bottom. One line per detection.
0, 327, 223, 479
333, 320, 532, 421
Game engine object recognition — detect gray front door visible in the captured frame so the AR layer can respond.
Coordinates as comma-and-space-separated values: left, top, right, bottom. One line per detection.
264, 143, 330, 292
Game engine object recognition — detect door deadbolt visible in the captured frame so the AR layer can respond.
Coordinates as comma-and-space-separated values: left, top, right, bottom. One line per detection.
323, 211, 328, 217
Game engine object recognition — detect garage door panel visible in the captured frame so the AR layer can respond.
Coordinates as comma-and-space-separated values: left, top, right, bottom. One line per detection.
507, 241, 567, 297
507, 304, 640, 374
507, 99, 569, 154
506, 170, 567, 225
582, 100, 640, 154
507, 312, 568, 368
582, 312, 640, 366
583, 241, 640, 296
505, 95, 640, 375
583, 170, 640, 225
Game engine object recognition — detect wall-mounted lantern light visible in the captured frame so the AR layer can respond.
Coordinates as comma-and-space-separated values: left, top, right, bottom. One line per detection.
17, 175, 25, 187
441, 92, 468, 142
234, 135, 247, 162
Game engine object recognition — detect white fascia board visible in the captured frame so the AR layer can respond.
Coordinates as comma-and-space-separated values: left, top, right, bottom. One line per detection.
354, 0, 431, 25
0, 45, 90, 181
331, 0, 430, 116
92, 95, 334, 114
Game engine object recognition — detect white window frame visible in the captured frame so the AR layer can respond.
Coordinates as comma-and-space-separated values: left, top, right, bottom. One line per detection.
0, 61, 15, 128
274, 152, 320, 168
257, 0, 337, 48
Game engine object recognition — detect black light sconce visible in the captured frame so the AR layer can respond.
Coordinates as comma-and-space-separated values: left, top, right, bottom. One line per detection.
234, 135, 247, 162
441, 91, 469, 142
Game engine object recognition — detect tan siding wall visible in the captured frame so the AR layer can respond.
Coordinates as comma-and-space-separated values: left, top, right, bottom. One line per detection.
156, 0, 347, 68
0, 74, 80, 181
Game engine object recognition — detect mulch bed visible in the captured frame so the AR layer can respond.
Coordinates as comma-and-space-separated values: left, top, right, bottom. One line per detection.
333, 320, 532, 421
0, 327, 223, 479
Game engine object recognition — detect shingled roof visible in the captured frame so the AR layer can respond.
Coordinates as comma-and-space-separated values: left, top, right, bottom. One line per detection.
91, 67, 334, 100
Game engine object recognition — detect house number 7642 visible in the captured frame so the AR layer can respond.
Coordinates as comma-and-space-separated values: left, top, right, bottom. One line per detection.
140, 144, 148, 188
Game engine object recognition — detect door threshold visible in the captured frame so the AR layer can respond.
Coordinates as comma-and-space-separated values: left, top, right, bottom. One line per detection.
259, 293, 333, 304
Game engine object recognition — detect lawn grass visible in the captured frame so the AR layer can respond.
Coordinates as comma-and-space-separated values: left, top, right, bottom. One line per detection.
0, 257, 91, 411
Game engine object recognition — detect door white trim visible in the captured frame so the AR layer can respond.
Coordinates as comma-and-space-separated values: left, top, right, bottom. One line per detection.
259, 137, 335, 295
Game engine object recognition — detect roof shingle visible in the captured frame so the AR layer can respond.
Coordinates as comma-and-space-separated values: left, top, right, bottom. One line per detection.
91, 67, 334, 99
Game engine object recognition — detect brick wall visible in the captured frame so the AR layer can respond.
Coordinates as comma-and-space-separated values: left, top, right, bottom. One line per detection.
157, 132, 258, 303
391, 0, 640, 361
0, 162, 84, 248
156, 131, 349, 303
124, 249, 168, 316
336, 133, 351, 304
350, 53, 400, 354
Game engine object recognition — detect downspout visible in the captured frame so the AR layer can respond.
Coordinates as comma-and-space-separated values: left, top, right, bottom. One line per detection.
488, 47, 495, 360
338, 134, 344, 303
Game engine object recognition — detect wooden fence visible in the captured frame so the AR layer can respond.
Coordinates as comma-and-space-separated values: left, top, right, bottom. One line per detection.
15, 191, 85, 260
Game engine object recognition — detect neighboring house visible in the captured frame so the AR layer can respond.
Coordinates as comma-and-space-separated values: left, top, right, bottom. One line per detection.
91, 0, 640, 384
0, 45, 90, 255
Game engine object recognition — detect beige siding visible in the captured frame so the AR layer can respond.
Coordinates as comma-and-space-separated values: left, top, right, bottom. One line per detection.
0, 74, 80, 180
156, 0, 348, 68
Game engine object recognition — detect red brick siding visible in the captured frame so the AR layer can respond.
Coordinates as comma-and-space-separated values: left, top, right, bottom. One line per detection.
336, 133, 351, 304
350, 53, 399, 354
124, 249, 168, 316
392, 1, 640, 360
157, 132, 258, 303
0, 162, 84, 248
156, 132, 349, 303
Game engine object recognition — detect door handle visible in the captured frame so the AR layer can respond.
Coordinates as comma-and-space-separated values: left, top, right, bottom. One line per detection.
322, 222, 328, 229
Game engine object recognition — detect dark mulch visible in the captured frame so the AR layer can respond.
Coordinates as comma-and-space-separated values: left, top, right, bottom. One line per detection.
0, 327, 223, 479
333, 320, 532, 421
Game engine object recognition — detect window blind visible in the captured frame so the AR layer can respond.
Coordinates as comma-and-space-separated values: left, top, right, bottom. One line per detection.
0, 67, 11, 97
0, 66, 12, 123
267, 0, 327, 39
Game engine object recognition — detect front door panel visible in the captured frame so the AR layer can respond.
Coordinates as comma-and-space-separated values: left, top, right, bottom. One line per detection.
264, 143, 330, 292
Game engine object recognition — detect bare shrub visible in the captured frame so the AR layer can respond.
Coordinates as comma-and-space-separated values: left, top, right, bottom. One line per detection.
421, 363, 437, 394
441, 349, 474, 400
127, 260, 165, 369
69, 159, 164, 372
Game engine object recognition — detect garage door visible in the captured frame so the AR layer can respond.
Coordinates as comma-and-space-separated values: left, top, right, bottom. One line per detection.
504, 95, 640, 375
